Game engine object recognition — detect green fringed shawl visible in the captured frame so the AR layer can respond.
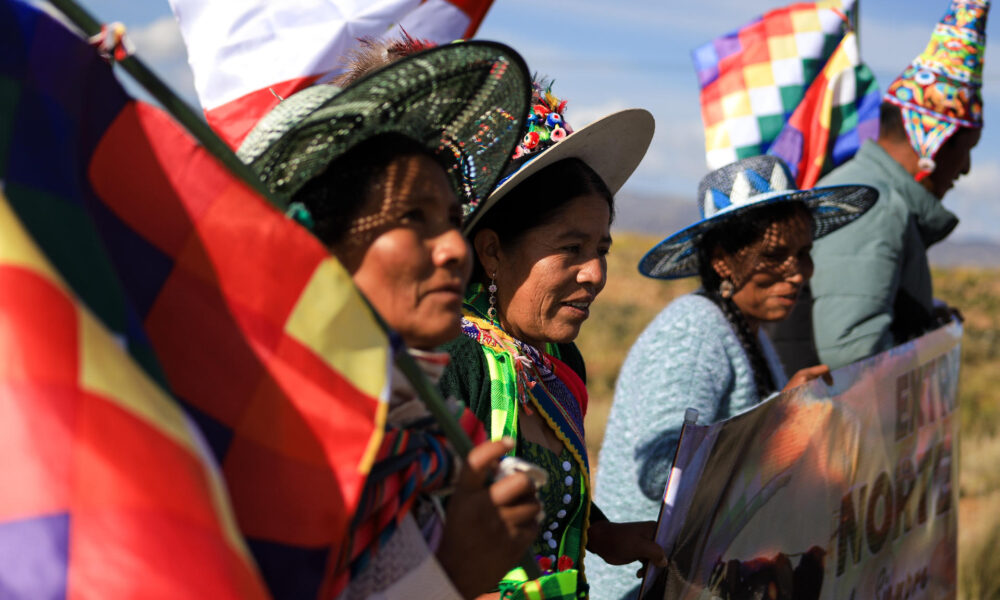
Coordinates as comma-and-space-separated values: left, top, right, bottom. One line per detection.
458, 284, 591, 599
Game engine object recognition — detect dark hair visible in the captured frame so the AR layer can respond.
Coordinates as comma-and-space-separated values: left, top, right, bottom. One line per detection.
696, 201, 810, 398
469, 157, 615, 281
879, 101, 907, 142
291, 133, 442, 246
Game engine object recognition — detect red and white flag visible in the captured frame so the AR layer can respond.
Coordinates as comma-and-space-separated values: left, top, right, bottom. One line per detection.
168, 0, 495, 148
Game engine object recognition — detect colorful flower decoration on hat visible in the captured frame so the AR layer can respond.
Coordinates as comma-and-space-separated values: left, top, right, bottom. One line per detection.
883, 0, 989, 181
506, 80, 574, 169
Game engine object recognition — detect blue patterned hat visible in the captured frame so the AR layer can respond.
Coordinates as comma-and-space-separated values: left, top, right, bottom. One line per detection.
638, 156, 878, 279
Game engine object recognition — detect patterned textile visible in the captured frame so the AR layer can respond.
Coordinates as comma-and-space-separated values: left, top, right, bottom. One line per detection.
1, 2, 394, 597
501, 568, 582, 600
518, 440, 584, 575
459, 284, 590, 599
337, 350, 486, 598
883, 0, 989, 176
692, 0, 879, 187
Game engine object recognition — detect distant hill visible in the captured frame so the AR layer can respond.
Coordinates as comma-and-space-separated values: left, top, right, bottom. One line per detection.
614, 191, 1000, 267
928, 239, 1000, 268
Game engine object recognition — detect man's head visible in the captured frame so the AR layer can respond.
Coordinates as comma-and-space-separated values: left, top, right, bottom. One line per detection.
878, 101, 980, 199
881, 0, 988, 192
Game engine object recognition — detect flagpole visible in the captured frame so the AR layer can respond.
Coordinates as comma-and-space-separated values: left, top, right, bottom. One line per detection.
47, 0, 542, 580
46, 0, 278, 211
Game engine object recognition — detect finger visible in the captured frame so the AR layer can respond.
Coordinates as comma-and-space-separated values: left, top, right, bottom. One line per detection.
489, 471, 539, 506
813, 364, 833, 385
498, 504, 543, 538
460, 438, 515, 489
636, 540, 669, 567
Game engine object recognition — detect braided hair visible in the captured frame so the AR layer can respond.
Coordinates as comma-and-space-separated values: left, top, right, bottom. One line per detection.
696, 201, 810, 399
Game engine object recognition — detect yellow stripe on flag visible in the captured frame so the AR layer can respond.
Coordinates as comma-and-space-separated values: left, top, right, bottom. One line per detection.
284, 257, 391, 401
0, 187, 252, 563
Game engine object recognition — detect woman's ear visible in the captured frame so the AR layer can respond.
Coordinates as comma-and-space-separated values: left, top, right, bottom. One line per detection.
709, 245, 733, 279
473, 228, 502, 277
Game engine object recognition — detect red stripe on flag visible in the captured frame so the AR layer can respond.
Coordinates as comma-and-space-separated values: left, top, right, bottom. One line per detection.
205, 75, 321, 150
447, 0, 496, 38
783, 65, 834, 188
0, 266, 79, 521
70, 509, 267, 599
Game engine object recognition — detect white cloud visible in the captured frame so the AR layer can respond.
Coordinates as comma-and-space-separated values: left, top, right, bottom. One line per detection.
130, 15, 186, 62
125, 15, 199, 107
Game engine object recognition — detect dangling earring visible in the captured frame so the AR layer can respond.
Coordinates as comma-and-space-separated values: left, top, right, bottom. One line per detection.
720, 279, 735, 299
488, 272, 498, 322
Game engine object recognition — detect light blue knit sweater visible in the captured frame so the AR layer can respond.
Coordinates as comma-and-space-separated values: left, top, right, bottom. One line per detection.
586, 293, 786, 600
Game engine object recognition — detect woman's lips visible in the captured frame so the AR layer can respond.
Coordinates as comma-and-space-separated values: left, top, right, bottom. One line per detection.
424, 282, 463, 302
561, 300, 592, 319
773, 292, 799, 307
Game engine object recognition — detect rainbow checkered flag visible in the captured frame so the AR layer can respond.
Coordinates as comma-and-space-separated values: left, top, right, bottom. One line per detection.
692, 0, 880, 187
1, 0, 392, 596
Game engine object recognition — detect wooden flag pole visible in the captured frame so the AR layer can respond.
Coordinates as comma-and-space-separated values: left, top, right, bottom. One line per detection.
47, 0, 542, 580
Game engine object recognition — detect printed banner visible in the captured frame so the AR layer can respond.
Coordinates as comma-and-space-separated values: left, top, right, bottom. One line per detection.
641, 322, 962, 600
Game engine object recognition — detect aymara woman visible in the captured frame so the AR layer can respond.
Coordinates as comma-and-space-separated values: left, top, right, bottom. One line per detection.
238, 41, 542, 600
439, 82, 668, 599
588, 156, 878, 599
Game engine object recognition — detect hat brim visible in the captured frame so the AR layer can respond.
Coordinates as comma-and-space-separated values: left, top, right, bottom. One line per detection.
638, 184, 879, 280
237, 41, 532, 207
462, 108, 655, 233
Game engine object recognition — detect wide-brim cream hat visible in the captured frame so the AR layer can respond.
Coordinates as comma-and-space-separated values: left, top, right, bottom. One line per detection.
462, 81, 654, 233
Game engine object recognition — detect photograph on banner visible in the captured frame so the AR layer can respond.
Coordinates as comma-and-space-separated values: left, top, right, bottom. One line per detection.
640, 322, 962, 600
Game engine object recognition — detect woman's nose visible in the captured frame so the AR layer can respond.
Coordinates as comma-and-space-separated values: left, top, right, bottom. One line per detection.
435, 228, 472, 271
578, 256, 607, 290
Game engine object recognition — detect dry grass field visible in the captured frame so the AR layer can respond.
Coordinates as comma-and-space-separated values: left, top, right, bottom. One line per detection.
576, 231, 1000, 598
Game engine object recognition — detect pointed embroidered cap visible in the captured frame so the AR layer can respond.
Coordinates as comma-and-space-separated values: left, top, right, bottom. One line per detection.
638, 155, 878, 279
884, 0, 989, 174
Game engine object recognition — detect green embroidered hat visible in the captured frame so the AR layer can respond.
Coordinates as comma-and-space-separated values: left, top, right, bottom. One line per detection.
237, 41, 532, 214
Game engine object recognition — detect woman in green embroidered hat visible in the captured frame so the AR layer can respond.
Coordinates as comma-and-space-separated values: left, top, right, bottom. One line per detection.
238, 41, 546, 600
438, 82, 667, 600
588, 156, 877, 599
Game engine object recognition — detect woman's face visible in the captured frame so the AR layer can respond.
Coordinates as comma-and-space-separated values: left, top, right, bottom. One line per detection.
477, 193, 611, 348
336, 154, 472, 349
712, 207, 814, 325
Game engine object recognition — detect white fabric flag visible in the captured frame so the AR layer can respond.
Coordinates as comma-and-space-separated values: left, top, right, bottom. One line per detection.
168, 0, 494, 147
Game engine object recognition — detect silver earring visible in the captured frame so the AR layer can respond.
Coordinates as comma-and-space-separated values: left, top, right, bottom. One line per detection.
488, 272, 498, 322
720, 279, 735, 299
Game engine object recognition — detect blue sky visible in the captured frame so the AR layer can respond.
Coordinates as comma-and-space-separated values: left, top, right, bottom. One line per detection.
66, 0, 999, 242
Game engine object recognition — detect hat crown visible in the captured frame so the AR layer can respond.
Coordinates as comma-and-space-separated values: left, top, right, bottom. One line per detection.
501, 81, 575, 174
696, 155, 795, 219
916, 0, 989, 84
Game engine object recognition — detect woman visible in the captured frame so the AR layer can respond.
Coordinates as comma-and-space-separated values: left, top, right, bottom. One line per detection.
237, 42, 542, 599
439, 83, 667, 599
589, 156, 878, 600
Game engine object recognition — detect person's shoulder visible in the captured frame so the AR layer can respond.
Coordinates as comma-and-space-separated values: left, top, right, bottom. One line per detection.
441, 331, 481, 359
631, 293, 730, 352
439, 333, 486, 381
659, 293, 727, 327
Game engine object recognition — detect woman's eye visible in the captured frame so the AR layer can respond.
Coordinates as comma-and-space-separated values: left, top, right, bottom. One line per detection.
399, 208, 425, 224
562, 244, 581, 254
